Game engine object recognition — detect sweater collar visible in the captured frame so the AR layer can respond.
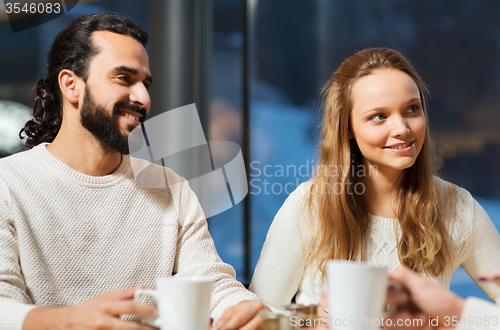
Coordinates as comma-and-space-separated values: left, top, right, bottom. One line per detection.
35, 143, 131, 187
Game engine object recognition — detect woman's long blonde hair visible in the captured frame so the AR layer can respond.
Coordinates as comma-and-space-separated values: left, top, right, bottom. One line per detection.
306, 48, 452, 280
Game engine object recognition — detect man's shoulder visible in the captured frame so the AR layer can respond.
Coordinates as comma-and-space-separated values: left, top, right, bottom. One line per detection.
0, 147, 40, 173
0, 148, 41, 201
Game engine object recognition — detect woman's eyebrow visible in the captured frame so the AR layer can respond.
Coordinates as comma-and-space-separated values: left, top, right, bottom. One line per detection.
406, 97, 421, 104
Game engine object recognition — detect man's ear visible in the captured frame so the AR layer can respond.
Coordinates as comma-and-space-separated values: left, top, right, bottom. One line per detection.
58, 69, 82, 104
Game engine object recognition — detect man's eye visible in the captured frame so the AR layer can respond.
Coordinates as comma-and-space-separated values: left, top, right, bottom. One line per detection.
118, 75, 130, 82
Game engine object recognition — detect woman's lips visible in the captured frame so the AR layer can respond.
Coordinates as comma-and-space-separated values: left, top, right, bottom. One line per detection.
384, 140, 415, 153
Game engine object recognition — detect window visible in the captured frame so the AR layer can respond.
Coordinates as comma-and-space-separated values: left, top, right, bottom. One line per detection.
211, 0, 500, 298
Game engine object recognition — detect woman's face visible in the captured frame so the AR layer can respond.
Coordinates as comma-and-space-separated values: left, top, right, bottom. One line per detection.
350, 69, 426, 175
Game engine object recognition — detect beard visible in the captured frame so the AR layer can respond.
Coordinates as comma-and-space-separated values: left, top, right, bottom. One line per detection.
80, 86, 147, 155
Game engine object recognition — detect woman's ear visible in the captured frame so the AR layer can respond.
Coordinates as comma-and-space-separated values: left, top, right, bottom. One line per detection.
58, 69, 82, 104
347, 118, 354, 139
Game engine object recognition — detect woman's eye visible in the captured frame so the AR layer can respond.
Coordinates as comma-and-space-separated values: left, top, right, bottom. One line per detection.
370, 114, 386, 122
407, 105, 420, 113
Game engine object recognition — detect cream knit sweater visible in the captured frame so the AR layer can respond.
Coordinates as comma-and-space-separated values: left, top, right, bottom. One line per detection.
459, 297, 500, 330
0, 144, 258, 330
250, 179, 500, 311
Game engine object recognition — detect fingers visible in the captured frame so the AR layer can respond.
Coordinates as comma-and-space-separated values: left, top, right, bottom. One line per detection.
92, 287, 157, 320
317, 291, 329, 316
43, 287, 158, 330
386, 309, 410, 329
239, 313, 264, 330
98, 286, 146, 301
215, 302, 259, 330
386, 310, 430, 330
388, 266, 427, 295
109, 318, 158, 330
214, 301, 268, 330
317, 306, 329, 317
65, 306, 157, 330
90, 287, 157, 329
101, 301, 158, 320
388, 267, 464, 327
388, 266, 442, 307
386, 287, 410, 307
213, 305, 233, 329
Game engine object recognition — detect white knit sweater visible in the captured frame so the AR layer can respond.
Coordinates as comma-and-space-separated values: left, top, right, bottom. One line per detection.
0, 143, 258, 330
459, 297, 500, 330
250, 179, 500, 310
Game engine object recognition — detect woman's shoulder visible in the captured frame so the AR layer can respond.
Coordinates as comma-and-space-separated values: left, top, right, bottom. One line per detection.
281, 180, 313, 206
433, 176, 473, 206
271, 180, 315, 232
433, 176, 476, 233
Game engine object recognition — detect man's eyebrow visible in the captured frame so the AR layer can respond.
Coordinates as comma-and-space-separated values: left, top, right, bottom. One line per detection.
112, 66, 153, 84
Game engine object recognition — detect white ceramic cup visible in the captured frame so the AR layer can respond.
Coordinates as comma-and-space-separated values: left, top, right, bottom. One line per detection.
326, 260, 388, 330
134, 277, 214, 330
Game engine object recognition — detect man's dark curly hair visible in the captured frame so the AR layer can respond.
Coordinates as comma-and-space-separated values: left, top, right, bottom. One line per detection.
20, 13, 148, 148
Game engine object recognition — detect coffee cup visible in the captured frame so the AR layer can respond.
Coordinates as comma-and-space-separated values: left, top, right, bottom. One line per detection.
326, 260, 388, 330
261, 311, 300, 330
284, 303, 318, 328
134, 276, 214, 330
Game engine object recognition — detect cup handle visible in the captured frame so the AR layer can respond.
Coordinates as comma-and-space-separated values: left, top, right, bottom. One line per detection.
134, 289, 162, 328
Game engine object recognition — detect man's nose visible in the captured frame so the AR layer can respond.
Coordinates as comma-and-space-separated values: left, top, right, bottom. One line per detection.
129, 83, 151, 112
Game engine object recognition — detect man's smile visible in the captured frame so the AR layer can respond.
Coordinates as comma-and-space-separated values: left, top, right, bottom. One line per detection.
119, 109, 143, 125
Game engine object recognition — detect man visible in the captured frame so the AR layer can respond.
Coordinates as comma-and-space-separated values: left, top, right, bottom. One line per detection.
0, 13, 266, 330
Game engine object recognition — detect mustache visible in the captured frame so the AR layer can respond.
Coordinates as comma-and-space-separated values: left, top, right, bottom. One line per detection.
114, 103, 148, 122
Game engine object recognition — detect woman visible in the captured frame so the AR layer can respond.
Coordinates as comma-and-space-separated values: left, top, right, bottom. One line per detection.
249, 48, 500, 311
